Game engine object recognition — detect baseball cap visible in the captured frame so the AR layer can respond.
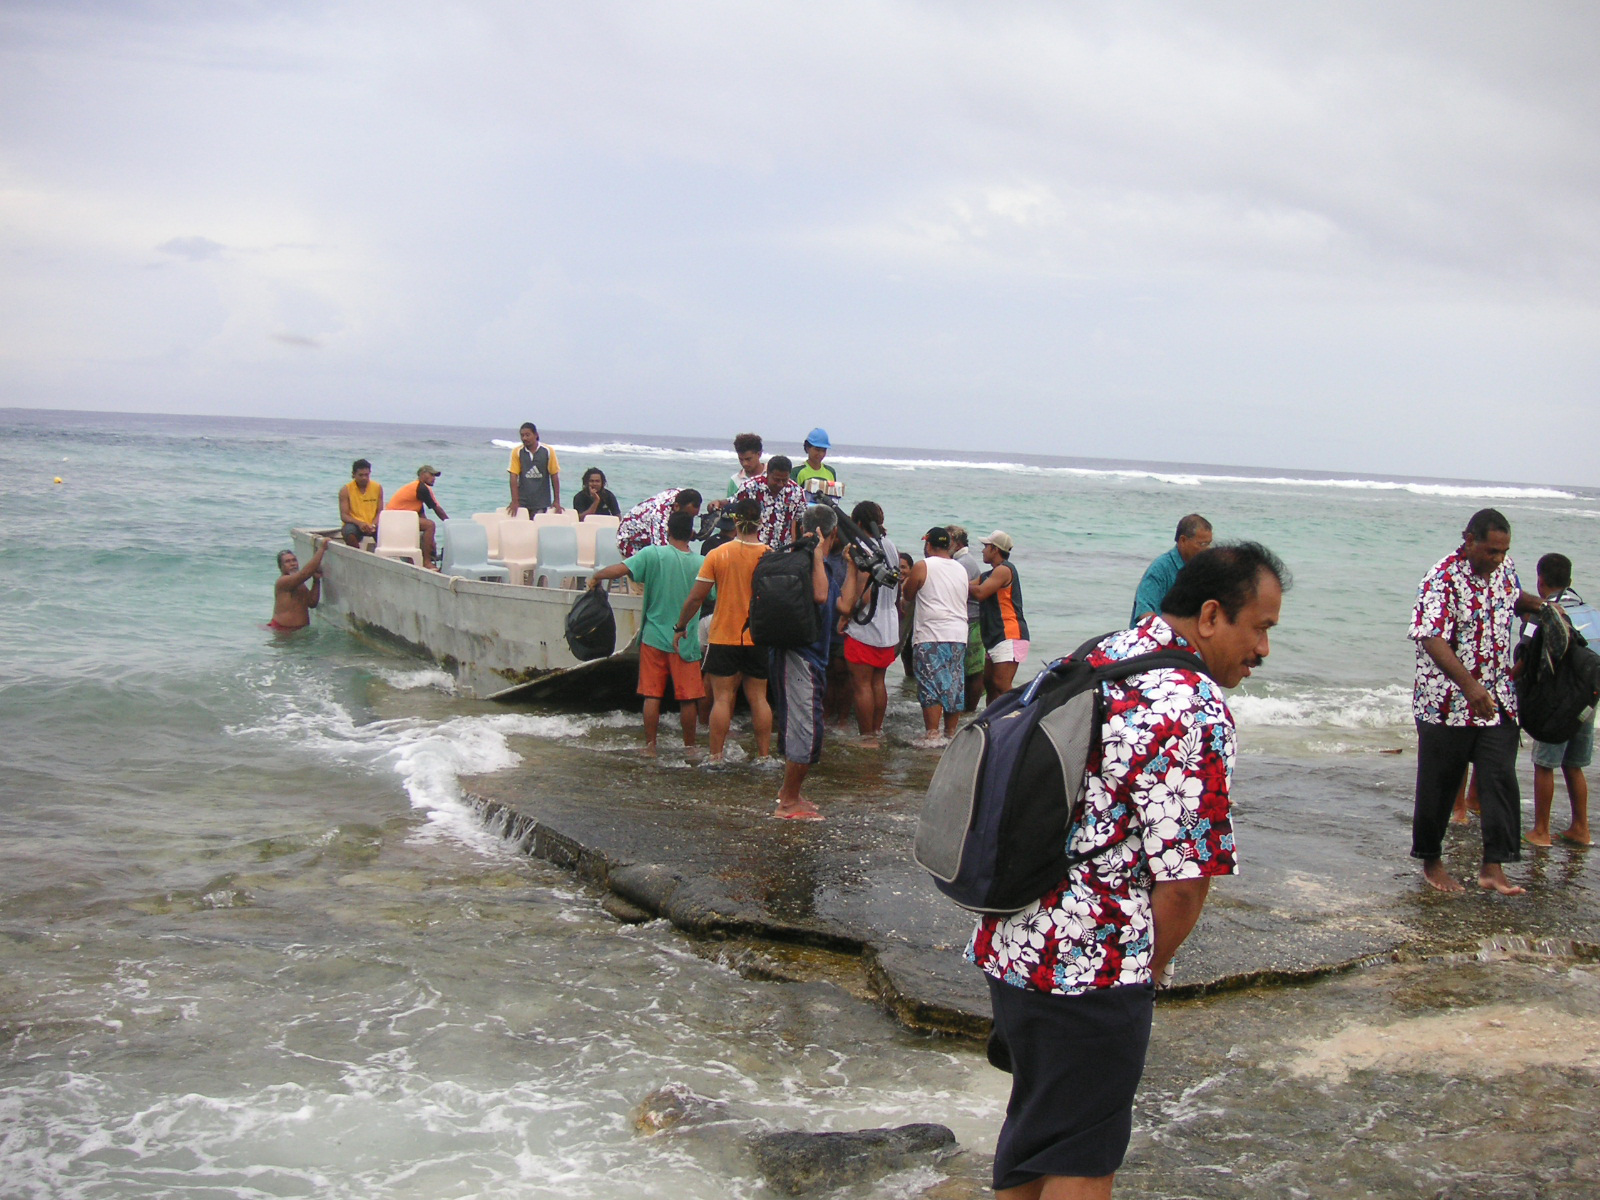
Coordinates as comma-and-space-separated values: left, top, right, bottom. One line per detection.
805, 427, 831, 449
923, 526, 951, 550
979, 530, 1013, 553
418, 464, 441, 478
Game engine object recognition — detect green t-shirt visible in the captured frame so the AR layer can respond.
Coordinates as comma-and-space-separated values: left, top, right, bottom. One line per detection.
627, 543, 703, 660
794, 462, 838, 490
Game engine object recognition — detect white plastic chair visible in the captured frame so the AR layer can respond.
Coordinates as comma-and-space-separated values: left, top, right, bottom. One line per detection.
591, 529, 625, 590
576, 515, 619, 568
532, 511, 577, 539
439, 520, 510, 583
532, 525, 593, 589
472, 512, 508, 558
496, 518, 542, 587
373, 509, 424, 566
575, 521, 598, 568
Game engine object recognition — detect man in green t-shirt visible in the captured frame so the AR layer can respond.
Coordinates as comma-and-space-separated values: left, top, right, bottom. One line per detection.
794, 427, 838, 498
588, 510, 706, 757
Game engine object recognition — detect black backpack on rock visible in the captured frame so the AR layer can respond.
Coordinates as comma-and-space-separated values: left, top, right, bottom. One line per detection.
747, 539, 821, 649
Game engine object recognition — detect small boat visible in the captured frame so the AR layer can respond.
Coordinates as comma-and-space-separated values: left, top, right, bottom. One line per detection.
290, 529, 643, 703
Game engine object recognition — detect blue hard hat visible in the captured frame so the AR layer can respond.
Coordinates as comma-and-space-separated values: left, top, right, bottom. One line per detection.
805, 427, 831, 449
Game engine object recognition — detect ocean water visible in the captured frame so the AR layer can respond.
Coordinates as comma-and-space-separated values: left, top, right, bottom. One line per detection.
3, 407, 1598, 1198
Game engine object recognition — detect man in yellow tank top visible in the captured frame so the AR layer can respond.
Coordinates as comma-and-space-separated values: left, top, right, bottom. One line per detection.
338, 458, 384, 546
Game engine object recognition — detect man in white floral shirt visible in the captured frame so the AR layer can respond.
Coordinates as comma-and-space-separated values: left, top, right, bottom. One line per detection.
968, 543, 1287, 1199
1409, 508, 1543, 896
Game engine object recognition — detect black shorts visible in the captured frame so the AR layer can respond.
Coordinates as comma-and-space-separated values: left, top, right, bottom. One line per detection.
703, 643, 770, 681
987, 977, 1155, 1188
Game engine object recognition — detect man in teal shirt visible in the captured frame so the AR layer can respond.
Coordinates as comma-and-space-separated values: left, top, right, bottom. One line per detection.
1130, 514, 1213, 625
588, 510, 706, 757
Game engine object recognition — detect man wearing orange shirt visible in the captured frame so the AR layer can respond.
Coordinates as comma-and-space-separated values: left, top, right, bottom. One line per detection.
673, 498, 772, 764
385, 465, 449, 564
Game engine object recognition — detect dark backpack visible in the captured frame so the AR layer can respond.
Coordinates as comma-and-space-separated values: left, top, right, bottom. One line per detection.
565, 588, 617, 662
1515, 607, 1600, 744
914, 633, 1213, 915
747, 539, 822, 649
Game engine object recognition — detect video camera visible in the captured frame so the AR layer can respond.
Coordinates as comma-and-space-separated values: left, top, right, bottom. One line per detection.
802, 479, 902, 625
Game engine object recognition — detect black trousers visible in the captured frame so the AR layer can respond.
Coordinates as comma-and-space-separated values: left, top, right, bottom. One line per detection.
1412, 718, 1522, 864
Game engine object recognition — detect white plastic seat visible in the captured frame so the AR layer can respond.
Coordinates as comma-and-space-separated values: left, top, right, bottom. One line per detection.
496, 518, 542, 587
471, 512, 508, 558
373, 509, 424, 566
532, 510, 579, 536
591, 529, 625, 590
439, 520, 510, 583
576, 514, 619, 568
531, 525, 594, 589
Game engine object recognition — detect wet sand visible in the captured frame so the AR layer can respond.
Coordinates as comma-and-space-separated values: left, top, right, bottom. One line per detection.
464, 739, 1600, 1036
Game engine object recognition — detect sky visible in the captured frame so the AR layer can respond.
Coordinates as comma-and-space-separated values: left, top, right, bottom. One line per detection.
2, 1, 1597, 484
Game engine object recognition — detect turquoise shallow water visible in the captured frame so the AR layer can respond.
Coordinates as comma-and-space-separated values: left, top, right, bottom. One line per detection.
3, 407, 1599, 1197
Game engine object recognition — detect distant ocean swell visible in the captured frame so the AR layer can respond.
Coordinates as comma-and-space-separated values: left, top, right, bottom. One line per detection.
500, 440, 1578, 500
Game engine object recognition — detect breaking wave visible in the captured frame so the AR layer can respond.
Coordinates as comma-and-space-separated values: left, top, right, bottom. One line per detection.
516, 441, 1582, 501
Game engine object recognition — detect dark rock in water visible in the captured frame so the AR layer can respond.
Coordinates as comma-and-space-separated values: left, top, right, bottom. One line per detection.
750, 1123, 957, 1195
600, 893, 651, 924
631, 1083, 726, 1134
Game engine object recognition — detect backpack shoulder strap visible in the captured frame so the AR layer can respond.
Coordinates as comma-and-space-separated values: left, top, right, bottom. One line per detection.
1094, 647, 1214, 684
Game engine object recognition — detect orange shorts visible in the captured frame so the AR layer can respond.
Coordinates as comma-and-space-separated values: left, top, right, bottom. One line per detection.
637, 642, 707, 701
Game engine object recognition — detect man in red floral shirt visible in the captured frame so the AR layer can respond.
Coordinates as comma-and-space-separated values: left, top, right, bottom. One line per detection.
617, 488, 702, 559
1409, 508, 1543, 896
967, 543, 1287, 1199
733, 455, 807, 546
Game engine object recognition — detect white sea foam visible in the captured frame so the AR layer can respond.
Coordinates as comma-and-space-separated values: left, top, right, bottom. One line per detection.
227, 672, 632, 855
1229, 684, 1411, 729
521, 440, 1583, 500
373, 667, 456, 693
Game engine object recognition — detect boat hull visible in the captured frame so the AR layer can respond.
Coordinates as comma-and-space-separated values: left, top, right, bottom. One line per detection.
291, 530, 644, 701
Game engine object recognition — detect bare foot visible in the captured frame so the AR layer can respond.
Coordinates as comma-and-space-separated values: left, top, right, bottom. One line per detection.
1523, 830, 1553, 848
1450, 809, 1472, 826
910, 734, 948, 749
640, 743, 658, 759
1422, 860, 1465, 894
858, 735, 880, 749
706, 753, 724, 765
1477, 865, 1525, 896
1557, 828, 1592, 847
773, 799, 824, 820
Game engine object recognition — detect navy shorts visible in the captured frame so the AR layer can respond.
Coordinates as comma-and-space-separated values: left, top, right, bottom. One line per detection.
703, 643, 769, 681
987, 977, 1155, 1188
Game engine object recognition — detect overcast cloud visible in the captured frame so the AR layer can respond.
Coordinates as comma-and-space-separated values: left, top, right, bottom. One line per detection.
2, 1, 1596, 482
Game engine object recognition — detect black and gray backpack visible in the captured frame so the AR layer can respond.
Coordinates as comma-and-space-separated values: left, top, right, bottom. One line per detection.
914, 633, 1212, 915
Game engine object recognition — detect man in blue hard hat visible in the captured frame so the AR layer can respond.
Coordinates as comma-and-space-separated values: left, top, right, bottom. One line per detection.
795, 428, 838, 499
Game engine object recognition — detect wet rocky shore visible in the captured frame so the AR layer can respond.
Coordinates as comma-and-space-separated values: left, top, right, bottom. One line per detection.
463, 742, 1600, 1038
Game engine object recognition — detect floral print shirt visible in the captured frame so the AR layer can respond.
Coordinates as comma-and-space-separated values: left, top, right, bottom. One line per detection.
966, 616, 1238, 995
1409, 550, 1521, 726
617, 489, 682, 558
734, 474, 808, 547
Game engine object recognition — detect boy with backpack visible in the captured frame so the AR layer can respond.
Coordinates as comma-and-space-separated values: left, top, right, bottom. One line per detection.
1523, 552, 1594, 847
768, 505, 844, 820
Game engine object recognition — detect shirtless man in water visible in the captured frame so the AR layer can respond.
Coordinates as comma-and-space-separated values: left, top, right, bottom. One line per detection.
270, 540, 326, 631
